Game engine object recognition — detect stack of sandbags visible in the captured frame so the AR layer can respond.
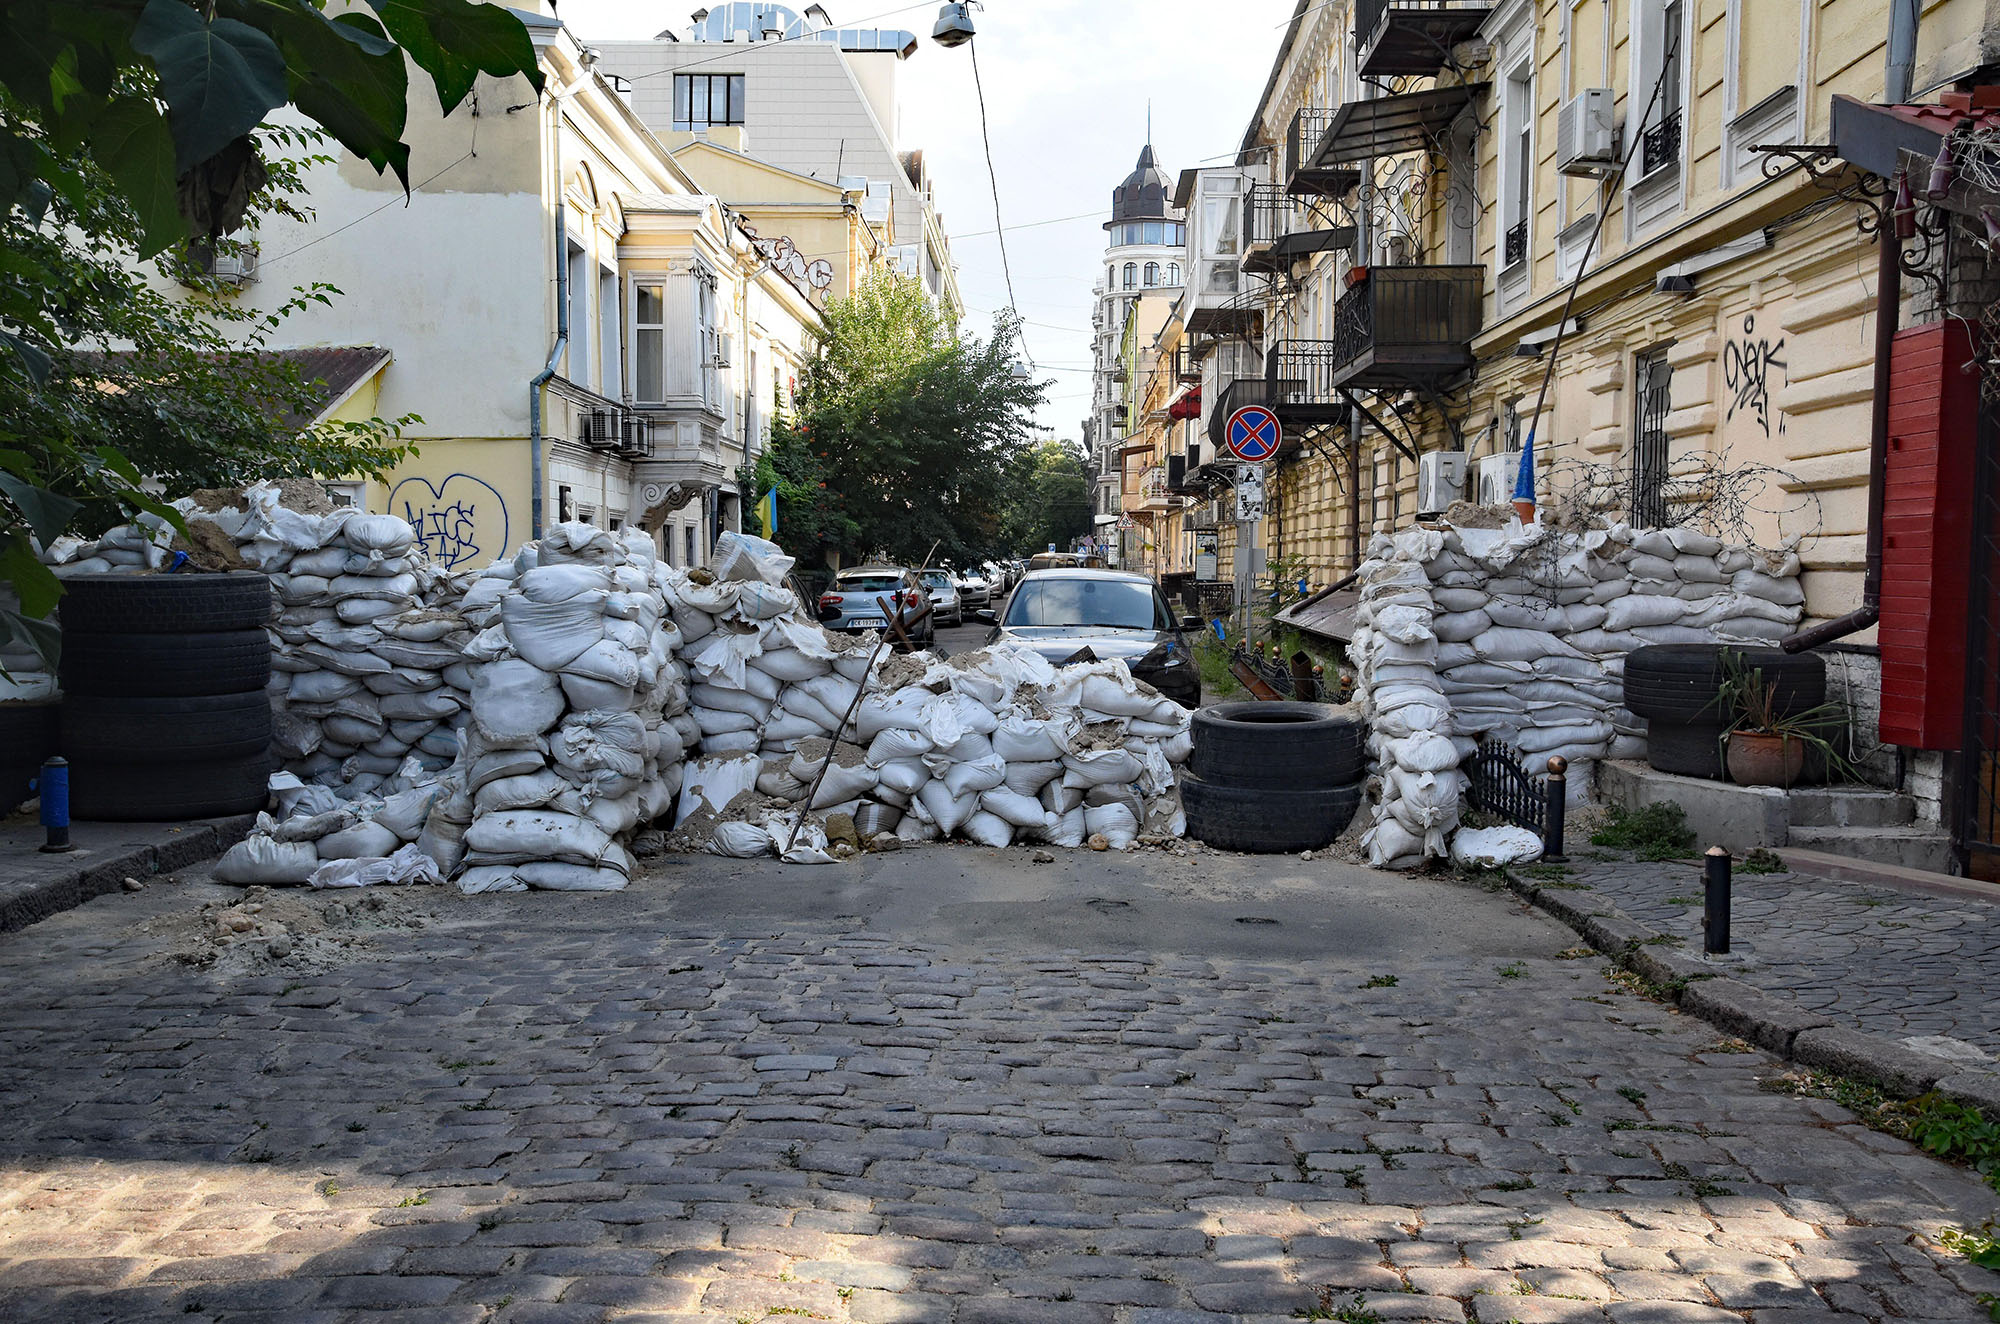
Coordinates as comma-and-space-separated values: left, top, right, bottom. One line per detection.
45, 515, 176, 577
1350, 529, 1467, 870
441, 522, 690, 893
212, 771, 449, 886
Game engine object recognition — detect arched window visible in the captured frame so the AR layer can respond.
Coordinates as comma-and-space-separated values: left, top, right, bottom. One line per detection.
1122, 262, 1137, 289
1167, 262, 1182, 285
1143, 262, 1159, 286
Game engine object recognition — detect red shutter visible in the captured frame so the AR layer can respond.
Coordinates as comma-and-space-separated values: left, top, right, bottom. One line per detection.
1878, 320, 1979, 748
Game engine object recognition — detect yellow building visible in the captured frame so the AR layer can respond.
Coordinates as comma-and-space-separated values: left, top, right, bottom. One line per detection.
670, 139, 887, 304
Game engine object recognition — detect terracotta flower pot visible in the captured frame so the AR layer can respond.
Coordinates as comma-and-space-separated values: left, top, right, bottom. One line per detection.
1725, 731, 1808, 787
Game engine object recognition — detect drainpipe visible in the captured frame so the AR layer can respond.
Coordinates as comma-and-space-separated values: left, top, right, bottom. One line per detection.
529, 66, 594, 540
1885, 0, 1919, 104
1781, 174, 1910, 653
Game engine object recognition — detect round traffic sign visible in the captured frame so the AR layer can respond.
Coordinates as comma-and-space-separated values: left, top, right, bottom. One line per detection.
1225, 405, 1282, 463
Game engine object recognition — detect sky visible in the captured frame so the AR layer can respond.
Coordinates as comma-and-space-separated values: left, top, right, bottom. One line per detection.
552, 0, 1300, 434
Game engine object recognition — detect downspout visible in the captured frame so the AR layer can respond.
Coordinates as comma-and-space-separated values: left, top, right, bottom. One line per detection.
529, 67, 593, 540
1781, 175, 1910, 652
1885, 0, 1919, 104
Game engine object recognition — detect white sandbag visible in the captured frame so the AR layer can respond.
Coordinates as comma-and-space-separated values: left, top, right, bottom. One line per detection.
1381, 731, 1463, 774
314, 820, 403, 861
1039, 806, 1087, 848
373, 786, 439, 842
855, 689, 935, 741
917, 779, 977, 835
1469, 627, 1585, 664
865, 726, 934, 766
992, 712, 1078, 763
691, 706, 757, 736
1062, 747, 1142, 787
414, 816, 467, 874
763, 709, 829, 747
473, 769, 569, 814
676, 756, 760, 826
709, 819, 775, 858
560, 674, 637, 712
515, 861, 629, 891
961, 810, 1015, 847
456, 864, 527, 893
811, 760, 880, 809
472, 660, 565, 741
1431, 609, 1490, 643
749, 646, 830, 684
875, 757, 931, 797
1083, 802, 1139, 850
1732, 570, 1806, 606
1362, 816, 1429, 869
464, 810, 617, 867
897, 814, 942, 844
308, 843, 444, 889
1603, 594, 1690, 632
1001, 760, 1061, 797
501, 592, 605, 670
941, 755, 1007, 798
1372, 701, 1454, 740
709, 530, 795, 584
979, 787, 1054, 829
343, 514, 415, 554
213, 836, 321, 885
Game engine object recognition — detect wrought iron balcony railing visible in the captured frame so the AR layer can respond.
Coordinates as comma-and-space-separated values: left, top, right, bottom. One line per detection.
1503, 219, 1528, 268
1354, 0, 1493, 78
1321, 264, 1484, 389
1285, 108, 1361, 197
1640, 109, 1682, 177
1264, 340, 1350, 427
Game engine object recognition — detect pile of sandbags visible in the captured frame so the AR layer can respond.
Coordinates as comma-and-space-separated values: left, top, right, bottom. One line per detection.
437, 522, 692, 892
212, 771, 450, 886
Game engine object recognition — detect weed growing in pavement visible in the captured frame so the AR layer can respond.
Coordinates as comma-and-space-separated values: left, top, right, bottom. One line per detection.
1173, 1071, 1194, 1085
1360, 974, 1399, 988
1908, 1096, 2000, 1191
783, 1144, 802, 1169
438, 1057, 472, 1072
1497, 963, 1528, 979
495, 1297, 514, 1310
1664, 895, 1701, 906
1294, 1288, 1379, 1322
1549, 1087, 1582, 1115
1335, 1166, 1366, 1188
1522, 863, 1574, 881
1738, 847, 1787, 874
1504, 1216, 1543, 1241
1487, 1177, 1537, 1192
478, 1214, 502, 1231
346, 1121, 366, 1132
836, 1287, 855, 1302
1589, 803, 1696, 860
1939, 1223, 2000, 1310
321, 1181, 339, 1197
1294, 1153, 1312, 1181
1555, 947, 1595, 961
397, 1191, 428, 1208
1696, 1037, 1755, 1054
1661, 1161, 1732, 1199
1617, 1086, 1648, 1104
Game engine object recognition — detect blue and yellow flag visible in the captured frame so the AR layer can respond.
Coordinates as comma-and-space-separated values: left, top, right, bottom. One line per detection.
756, 487, 779, 536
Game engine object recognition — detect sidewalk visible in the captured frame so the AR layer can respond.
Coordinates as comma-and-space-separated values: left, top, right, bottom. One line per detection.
0, 813, 254, 933
1508, 842, 2000, 1106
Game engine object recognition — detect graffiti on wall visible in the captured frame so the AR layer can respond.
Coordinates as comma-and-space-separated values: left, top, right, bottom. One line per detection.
744, 226, 835, 300
1723, 313, 1788, 437
388, 473, 510, 569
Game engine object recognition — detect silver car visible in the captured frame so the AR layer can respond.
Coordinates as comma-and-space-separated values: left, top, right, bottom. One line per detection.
920, 569, 963, 627
817, 566, 934, 644
976, 568, 1202, 708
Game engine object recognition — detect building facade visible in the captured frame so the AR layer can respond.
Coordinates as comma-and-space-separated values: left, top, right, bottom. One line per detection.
594, 2, 962, 320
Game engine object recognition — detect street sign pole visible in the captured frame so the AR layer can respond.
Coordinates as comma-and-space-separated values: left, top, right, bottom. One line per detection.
1222, 405, 1279, 643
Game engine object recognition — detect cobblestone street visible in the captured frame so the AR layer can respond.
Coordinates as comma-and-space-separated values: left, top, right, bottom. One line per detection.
2, 850, 1998, 1323
1554, 856, 2000, 1059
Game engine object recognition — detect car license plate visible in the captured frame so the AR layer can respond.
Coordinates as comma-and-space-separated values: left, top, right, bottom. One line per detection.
853, 617, 885, 630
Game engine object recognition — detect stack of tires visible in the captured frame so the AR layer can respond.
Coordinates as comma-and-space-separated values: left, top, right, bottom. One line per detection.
57, 572, 275, 821
1180, 701, 1365, 853
1623, 644, 1827, 781
1, 701, 59, 813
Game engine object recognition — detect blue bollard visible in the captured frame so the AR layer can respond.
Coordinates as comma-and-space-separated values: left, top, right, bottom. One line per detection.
38, 756, 75, 853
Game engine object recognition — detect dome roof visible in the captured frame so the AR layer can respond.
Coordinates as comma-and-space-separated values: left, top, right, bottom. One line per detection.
1107, 143, 1173, 227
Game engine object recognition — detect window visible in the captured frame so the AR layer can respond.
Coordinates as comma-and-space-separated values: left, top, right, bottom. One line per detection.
1501, 63, 1533, 268
1166, 262, 1182, 285
1632, 348, 1673, 527
1143, 221, 1163, 244
685, 524, 697, 568
1143, 261, 1159, 286
634, 281, 665, 402
1635, 0, 1685, 176
673, 73, 746, 131
597, 266, 620, 399
565, 239, 589, 385
1004, 577, 1172, 630
1123, 262, 1137, 289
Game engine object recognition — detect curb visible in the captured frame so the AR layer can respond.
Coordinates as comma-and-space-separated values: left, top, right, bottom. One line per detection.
0, 815, 256, 934
1504, 869, 2000, 1110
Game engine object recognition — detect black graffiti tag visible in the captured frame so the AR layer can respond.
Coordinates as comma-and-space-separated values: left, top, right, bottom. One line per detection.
1722, 313, 1786, 437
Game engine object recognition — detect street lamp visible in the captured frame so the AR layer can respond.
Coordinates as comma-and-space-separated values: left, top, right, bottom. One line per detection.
931, 2, 977, 48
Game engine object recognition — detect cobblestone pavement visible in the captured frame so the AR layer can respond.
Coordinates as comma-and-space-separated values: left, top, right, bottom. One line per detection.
1552, 855, 2000, 1060
2, 853, 1999, 1324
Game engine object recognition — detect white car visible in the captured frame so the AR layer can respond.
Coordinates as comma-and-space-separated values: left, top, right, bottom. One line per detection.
953, 569, 991, 608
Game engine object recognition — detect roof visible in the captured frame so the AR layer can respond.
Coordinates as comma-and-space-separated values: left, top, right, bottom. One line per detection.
1830, 90, 2000, 183
83, 345, 391, 432
1108, 144, 1175, 225
1317, 84, 1486, 164
616, 191, 714, 214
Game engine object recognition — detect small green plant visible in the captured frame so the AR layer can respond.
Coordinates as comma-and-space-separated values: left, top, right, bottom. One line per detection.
438, 1057, 472, 1072
1617, 1086, 1647, 1105
495, 1295, 514, 1310
398, 1191, 429, 1208
321, 1181, 340, 1197
1664, 895, 1701, 906
1589, 803, 1696, 860
1711, 649, 1859, 783
836, 1286, 855, 1302
1294, 1288, 1379, 1323
1335, 1165, 1365, 1188
1908, 1095, 2000, 1191
1360, 974, 1399, 989
783, 1144, 802, 1169
1497, 962, 1528, 980
1194, 632, 1246, 699
1294, 1152, 1312, 1180
1738, 847, 1786, 874
346, 1121, 367, 1133
1487, 1176, 1536, 1192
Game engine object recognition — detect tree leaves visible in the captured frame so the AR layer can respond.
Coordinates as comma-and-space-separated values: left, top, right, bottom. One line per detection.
365, 0, 543, 116
131, 0, 289, 173
90, 97, 184, 256
0, 472, 82, 547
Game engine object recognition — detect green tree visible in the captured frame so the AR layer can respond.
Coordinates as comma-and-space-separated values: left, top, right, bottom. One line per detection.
0, 0, 541, 667
763, 269, 1045, 569
1000, 439, 1094, 556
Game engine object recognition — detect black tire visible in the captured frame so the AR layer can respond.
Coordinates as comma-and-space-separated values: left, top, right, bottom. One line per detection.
66, 752, 271, 821
1180, 772, 1363, 853
58, 571, 272, 635
0, 701, 61, 811
1622, 645, 1824, 723
1642, 720, 1728, 780
1191, 701, 1364, 789
62, 692, 272, 764
58, 629, 271, 698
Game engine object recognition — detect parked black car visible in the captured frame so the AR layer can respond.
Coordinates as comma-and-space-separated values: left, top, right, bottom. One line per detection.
976, 568, 1202, 708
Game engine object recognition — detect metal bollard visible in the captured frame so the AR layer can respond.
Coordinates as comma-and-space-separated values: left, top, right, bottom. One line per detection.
1704, 846, 1732, 955
38, 756, 75, 854
1543, 757, 1568, 862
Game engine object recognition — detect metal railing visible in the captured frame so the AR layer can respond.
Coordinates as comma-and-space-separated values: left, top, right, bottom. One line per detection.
1265, 340, 1349, 409
1286, 107, 1339, 181
1243, 185, 1301, 247
1326, 265, 1484, 377
1354, 0, 1487, 46
1503, 219, 1528, 268
1641, 108, 1682, 176
1465, 741, 1568, 861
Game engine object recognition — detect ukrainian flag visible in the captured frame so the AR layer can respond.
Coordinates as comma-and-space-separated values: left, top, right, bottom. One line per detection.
756, 487, 779, 536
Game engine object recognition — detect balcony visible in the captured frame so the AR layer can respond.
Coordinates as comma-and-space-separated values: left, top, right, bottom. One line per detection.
1173, 344, 1202, 385
1265, 341, 1351, 428
1285, 108, 1363, 198
1503, 219, 1527, 268
1640, 108, 1682, 177
1318, 265, 1483, 390
1243, 185, 1357, 277
1354, 0, 1493, 79
1315, 84, 1485, 165
1206, 376, 1281, 453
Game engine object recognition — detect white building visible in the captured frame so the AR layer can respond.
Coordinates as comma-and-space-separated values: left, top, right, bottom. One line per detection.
594, 2, 962, 318
1085, 142, 1185, 562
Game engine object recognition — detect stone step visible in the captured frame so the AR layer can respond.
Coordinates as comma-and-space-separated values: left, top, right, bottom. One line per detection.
1786, 785, 1917, 829
1785, 824, 1955, 874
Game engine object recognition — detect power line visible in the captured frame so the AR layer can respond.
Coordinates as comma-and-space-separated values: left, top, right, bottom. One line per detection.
967, 36, 1032, 370
260, 150, 473, 271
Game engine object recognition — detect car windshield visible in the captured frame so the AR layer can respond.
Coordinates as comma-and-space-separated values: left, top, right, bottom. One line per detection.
838, 574, 904, 593
920, 572, 953, 589
1004, 578, 1171, 630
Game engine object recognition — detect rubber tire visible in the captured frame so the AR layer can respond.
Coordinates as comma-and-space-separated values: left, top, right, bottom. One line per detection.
1642, 719, 1728, 779
0, 701, 60, 811
62, 692, 273, 764
66, 751, 271, 821
1191, 701, 1364, 789
57, 571, 272, 635
1622, 645, 1824, 723
58, 629, 272, 698
1179, 771, 1363, 853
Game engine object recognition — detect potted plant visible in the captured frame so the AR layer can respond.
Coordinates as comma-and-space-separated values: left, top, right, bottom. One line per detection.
1711, 650, 1852, 788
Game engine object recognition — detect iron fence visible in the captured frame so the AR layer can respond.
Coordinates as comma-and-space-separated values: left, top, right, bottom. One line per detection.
1326, 265, 1483, 378
1465, 740, 1567, 861
1503, 219, 1528, 267
1641, 109, 1682, 176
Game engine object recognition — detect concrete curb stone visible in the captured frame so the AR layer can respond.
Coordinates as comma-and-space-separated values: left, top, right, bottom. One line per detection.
1791, 1026, 1955, 1097
1935, 1072, 2000, 1114
0, 814, 254, 934
1678, 977, 1833, 1056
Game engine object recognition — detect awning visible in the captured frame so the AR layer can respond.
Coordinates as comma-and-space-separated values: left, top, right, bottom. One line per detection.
1167, 385, 1202, 420
1118, 439, 1156, 456
1317, 84, 1485, 164
1274, 583, 1362, 644
1828, 93, 2000, 217
1243, 225, 1357, 275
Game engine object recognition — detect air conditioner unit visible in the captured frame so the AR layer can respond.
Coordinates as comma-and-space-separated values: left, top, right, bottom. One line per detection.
1417, 450, 1468, 515
180, 240, 258, 287
582, 407, 622, 451
1556, 89, 1617, 176
712, 332, 733, 369
1476, 451, 1523, 506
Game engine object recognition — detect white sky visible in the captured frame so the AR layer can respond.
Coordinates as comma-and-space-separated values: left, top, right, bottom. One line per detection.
552, 0, 1299, 433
